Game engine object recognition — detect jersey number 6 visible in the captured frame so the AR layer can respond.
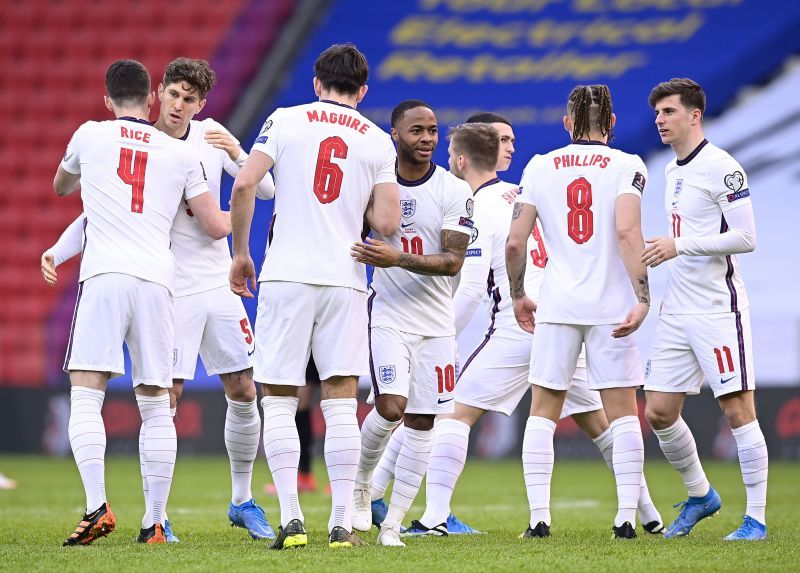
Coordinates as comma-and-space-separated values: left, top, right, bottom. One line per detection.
313, 136, 348, 204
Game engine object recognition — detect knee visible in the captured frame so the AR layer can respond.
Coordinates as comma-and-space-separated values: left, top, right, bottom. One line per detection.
376, 397, 405, 423
644, 403, 678, 430
222, 369, 257, 402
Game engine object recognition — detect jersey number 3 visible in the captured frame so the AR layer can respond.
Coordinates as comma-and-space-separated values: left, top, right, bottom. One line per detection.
314, 136, 348, 204
117, 147, 148, 213
566, 177, 593, 244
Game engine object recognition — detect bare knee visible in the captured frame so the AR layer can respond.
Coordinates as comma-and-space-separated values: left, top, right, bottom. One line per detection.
718, 391, 756, 428
221, 369, 256, 402
375, 395, 406, 422
404, 413, 434, 431
644, 391, 683, 430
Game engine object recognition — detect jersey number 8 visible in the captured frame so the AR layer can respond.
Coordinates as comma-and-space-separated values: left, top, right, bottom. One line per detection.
566, 177, 593, 244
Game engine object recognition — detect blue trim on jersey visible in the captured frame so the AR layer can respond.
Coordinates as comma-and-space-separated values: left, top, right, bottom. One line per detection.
459, 269, 500, 378
720, 215, 748, 392
676, 139, 709, 166
572, 139, 608, 146
474, 177, 500, 196
118, 116, 154, 126
320, 99, 355, 110
178, 123, 191, 141
396, 162, 436, 187
367, 289, 380, 397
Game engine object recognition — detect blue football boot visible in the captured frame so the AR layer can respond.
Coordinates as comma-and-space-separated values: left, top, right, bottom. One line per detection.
164, 519, 180, 543
228, 499, 276, 539
723, 515, 767, 541
663, 487, 722, 538
446, 513, 484, 534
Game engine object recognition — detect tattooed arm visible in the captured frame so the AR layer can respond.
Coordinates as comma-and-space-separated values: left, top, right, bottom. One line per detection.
506, 202, 539, 333
351, 229, 470, 277
613, 193, 650, 337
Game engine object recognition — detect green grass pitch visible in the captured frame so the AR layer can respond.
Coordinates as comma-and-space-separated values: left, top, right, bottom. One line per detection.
0, 456, 797, 572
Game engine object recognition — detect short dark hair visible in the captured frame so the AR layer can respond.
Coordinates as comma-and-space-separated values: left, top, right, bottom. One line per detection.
105, 59, 150, 107
314, 43, 369, 96
466, 112, 511, 127
449, 123, 499, 172
163, 57, 217, 100
391, 99, 431, 127
567, 84, 613, 142
648, 77, 706, 114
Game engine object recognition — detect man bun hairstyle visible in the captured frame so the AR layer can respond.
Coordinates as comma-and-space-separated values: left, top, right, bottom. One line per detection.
314, 43, 370, 96
648, 77, 706, 115
567, 84, 613, 142
391, 99, 432, 127
466, 112, 511, 127
448, 123, 499, 172
163, 58, 217, 100
105, 59, 150, 107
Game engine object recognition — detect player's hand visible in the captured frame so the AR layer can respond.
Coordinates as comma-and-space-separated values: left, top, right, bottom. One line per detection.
205, 129, 242, 163
41, 250, 57, 286
350, 237, 401, 268
612, 302, 649, 338
512, 296, 537, 334
642, 237, 677, 268
229, 255, 257, 298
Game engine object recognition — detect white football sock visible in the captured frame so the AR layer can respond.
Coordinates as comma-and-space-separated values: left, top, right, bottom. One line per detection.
69, 387, 107, 513
225, 397, 260, 506
139, 423, 150, 528
356, 409, 400, 486
321, 398, 360, 532
261, 396, 303, 527
420, 419, 470, 527
653, 417, 710, 498
137, 393, 177, 528
384, 427, 434, 531
732, 420, 768, 524
372, 424, 405, 500
523, 416, 556, 527
610, 416, 644, 527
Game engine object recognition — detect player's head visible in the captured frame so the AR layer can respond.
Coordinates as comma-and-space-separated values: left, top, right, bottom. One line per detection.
157, 58, 217, 133
466, 112, 514, 172
104, 59, 154, 113
448, 123, 499, 180
564, 85, 615, 143
391, 100, 437, 167
648, 78, 706, 147
313, 43, 369, 103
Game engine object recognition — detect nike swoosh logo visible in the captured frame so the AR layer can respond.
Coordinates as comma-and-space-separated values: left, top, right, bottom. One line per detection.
438, 398, 453, 404
401, 222, 414, 228
720, 376, 736, 384
247, 349, 255, 356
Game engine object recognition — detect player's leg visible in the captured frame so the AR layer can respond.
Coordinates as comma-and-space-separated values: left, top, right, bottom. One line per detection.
352, 326, 409, 531
254, 282, 313, 549
62, 274, 125, 546
313, 285, 369, 548
691, 311, 765, 540
369, 422, 404, 526
522, 323, 581, 538
644, 313, 719, 538
297, 362, 319, 492
586, 324, 645, 538
128, 277, 177, 545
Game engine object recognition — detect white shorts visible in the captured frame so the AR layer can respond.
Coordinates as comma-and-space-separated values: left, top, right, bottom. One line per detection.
457, 324, 601, 417
253, 281, 368, 385
644, 310, 755, 398
64, 273, 173, 388
368, 326, 456, 415
529, 323, 643, 391
173, 286, 254, 380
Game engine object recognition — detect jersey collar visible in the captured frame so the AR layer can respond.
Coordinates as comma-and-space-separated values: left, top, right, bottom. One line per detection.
572, 139, 608, 146
396, 162, 436, 187
474, 176, 500, 195
320, 99, 355, 110
178, 122, 191, 141
676, 138, 709, 166
118, 116, 153, 126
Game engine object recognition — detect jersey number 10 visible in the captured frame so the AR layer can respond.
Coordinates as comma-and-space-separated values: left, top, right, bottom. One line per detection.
117, 147, 148, 213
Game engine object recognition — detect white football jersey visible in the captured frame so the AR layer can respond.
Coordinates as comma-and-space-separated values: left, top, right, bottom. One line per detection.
517, 141, 647, 324
369, 164, 473, 337
252, 100, 396, 291
661, 140, 751, 314
460, 179, 547, 330
61, 118, 209, 293
170, 118, 244, 297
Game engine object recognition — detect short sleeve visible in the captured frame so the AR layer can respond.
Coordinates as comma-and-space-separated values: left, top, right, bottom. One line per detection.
442, 176, 473, 235
462, 193, 493, 259
618, 154, 648, 197
251, 109, 282, 161
712, 155, 751, 213
516, 156, 539, 206
374, 135, 397, 185
61, 124, 86, 174
184, 152, 211, 200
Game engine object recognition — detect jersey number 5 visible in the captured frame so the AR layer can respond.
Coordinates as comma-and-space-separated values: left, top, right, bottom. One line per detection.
117, 147, 148, 213
566, 177, 593, 244
314, 136, 348, 204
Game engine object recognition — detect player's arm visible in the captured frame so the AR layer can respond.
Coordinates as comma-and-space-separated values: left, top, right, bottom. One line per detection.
614, 193, 650, 337
186, 192, 231, 240
505, 202, 538, 333
53, 166, 80, 196
41, 214, 86, 285
365, 182, 401, 237
229, 149, 274, 297
351, 229, 469, 276
453, 252, 490, 335
211, 126, 276, 200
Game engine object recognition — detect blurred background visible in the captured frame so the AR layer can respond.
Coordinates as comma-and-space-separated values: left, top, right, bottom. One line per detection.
1, 0, 799, 471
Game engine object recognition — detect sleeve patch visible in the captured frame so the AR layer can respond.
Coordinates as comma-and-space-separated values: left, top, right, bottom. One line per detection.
632, 171, 646, 194
466, 248, 482, 257
254, 135, 268, 145
724, 171, 744, 193
727, 189, 750, 203
458, 216, 475, 228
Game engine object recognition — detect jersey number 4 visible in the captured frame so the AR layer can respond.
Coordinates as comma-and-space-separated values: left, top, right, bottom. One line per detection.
567, 177, 593, 244
314, 136, 348, 204
117, 147, 148, 213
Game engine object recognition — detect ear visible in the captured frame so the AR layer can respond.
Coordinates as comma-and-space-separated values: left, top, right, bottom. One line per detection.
610, 112, 617, 129
355, 84, 368, 104
157, 83, 165, 100
146, 91, 156, 109
313, 77, 322, 97
196, 98, 207, 115
562, 115, 572, 135
104, 95, 114, 113
691, 108, 702, 125
391, 126, 398, 142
